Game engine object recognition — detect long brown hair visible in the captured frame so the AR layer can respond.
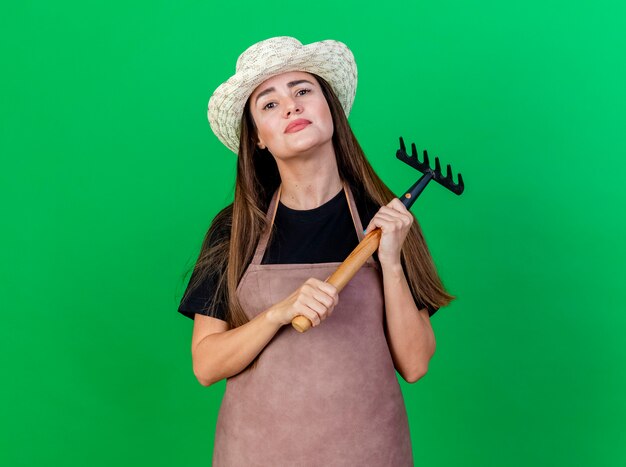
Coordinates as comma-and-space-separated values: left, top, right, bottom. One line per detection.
182, 73, 454, 365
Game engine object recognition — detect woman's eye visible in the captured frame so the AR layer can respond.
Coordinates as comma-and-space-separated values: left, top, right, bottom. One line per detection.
261, 89, 310, 110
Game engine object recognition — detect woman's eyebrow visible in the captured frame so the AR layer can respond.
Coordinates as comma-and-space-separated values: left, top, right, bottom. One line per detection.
254, 79, 315, 105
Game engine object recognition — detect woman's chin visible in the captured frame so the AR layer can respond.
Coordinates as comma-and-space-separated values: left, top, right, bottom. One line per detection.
284, 137, 333, 158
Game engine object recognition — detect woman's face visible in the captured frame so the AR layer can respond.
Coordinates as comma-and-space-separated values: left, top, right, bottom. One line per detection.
248, 71, 334, 160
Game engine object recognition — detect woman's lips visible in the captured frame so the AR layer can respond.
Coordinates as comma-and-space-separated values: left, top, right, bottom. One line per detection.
284, 119, 311, 133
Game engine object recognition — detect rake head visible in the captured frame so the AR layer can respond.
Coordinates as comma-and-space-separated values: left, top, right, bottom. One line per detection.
394, 136, 465, 209
397, 136, 464, 193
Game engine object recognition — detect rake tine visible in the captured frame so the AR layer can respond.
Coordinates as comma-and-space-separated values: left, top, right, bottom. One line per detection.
399, 136, 406, 153
434, 156, 441, 175
423, 149, 429, 167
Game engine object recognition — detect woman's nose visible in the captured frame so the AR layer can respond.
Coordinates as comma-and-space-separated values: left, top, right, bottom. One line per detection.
283, 98, 302, 117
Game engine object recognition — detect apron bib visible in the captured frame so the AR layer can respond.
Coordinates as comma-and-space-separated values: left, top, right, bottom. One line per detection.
213, 183, 413, 466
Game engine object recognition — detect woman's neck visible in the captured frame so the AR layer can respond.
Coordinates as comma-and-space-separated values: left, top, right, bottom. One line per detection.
275, 147, 343, 210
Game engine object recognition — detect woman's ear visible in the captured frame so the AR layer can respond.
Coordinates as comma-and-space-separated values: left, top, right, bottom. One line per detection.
257, 140, 266, 150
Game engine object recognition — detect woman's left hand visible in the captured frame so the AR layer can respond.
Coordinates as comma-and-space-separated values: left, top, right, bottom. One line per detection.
363, 198, 414, 268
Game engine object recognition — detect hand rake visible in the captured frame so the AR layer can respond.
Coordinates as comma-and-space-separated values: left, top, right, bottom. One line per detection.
291, 136, 465, 333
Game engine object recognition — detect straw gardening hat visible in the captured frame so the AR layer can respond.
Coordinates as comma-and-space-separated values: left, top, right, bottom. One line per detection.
207, 36, 358, 154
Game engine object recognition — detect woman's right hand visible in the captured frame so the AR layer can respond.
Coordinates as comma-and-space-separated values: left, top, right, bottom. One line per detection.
267, 278, 339, 327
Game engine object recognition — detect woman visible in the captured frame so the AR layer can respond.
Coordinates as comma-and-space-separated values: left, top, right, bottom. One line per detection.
178, 36, 454, 466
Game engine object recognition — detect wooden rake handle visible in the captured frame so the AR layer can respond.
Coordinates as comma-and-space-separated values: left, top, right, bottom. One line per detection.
291, 229, 382, 333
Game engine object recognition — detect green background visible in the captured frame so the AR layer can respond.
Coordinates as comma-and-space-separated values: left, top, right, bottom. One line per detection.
1, 0, 624, 465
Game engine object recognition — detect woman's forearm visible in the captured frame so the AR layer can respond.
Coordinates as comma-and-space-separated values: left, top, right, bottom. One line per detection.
381, 262, 436, 382
192, 309, 283, 386
193, 278, 339, 386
